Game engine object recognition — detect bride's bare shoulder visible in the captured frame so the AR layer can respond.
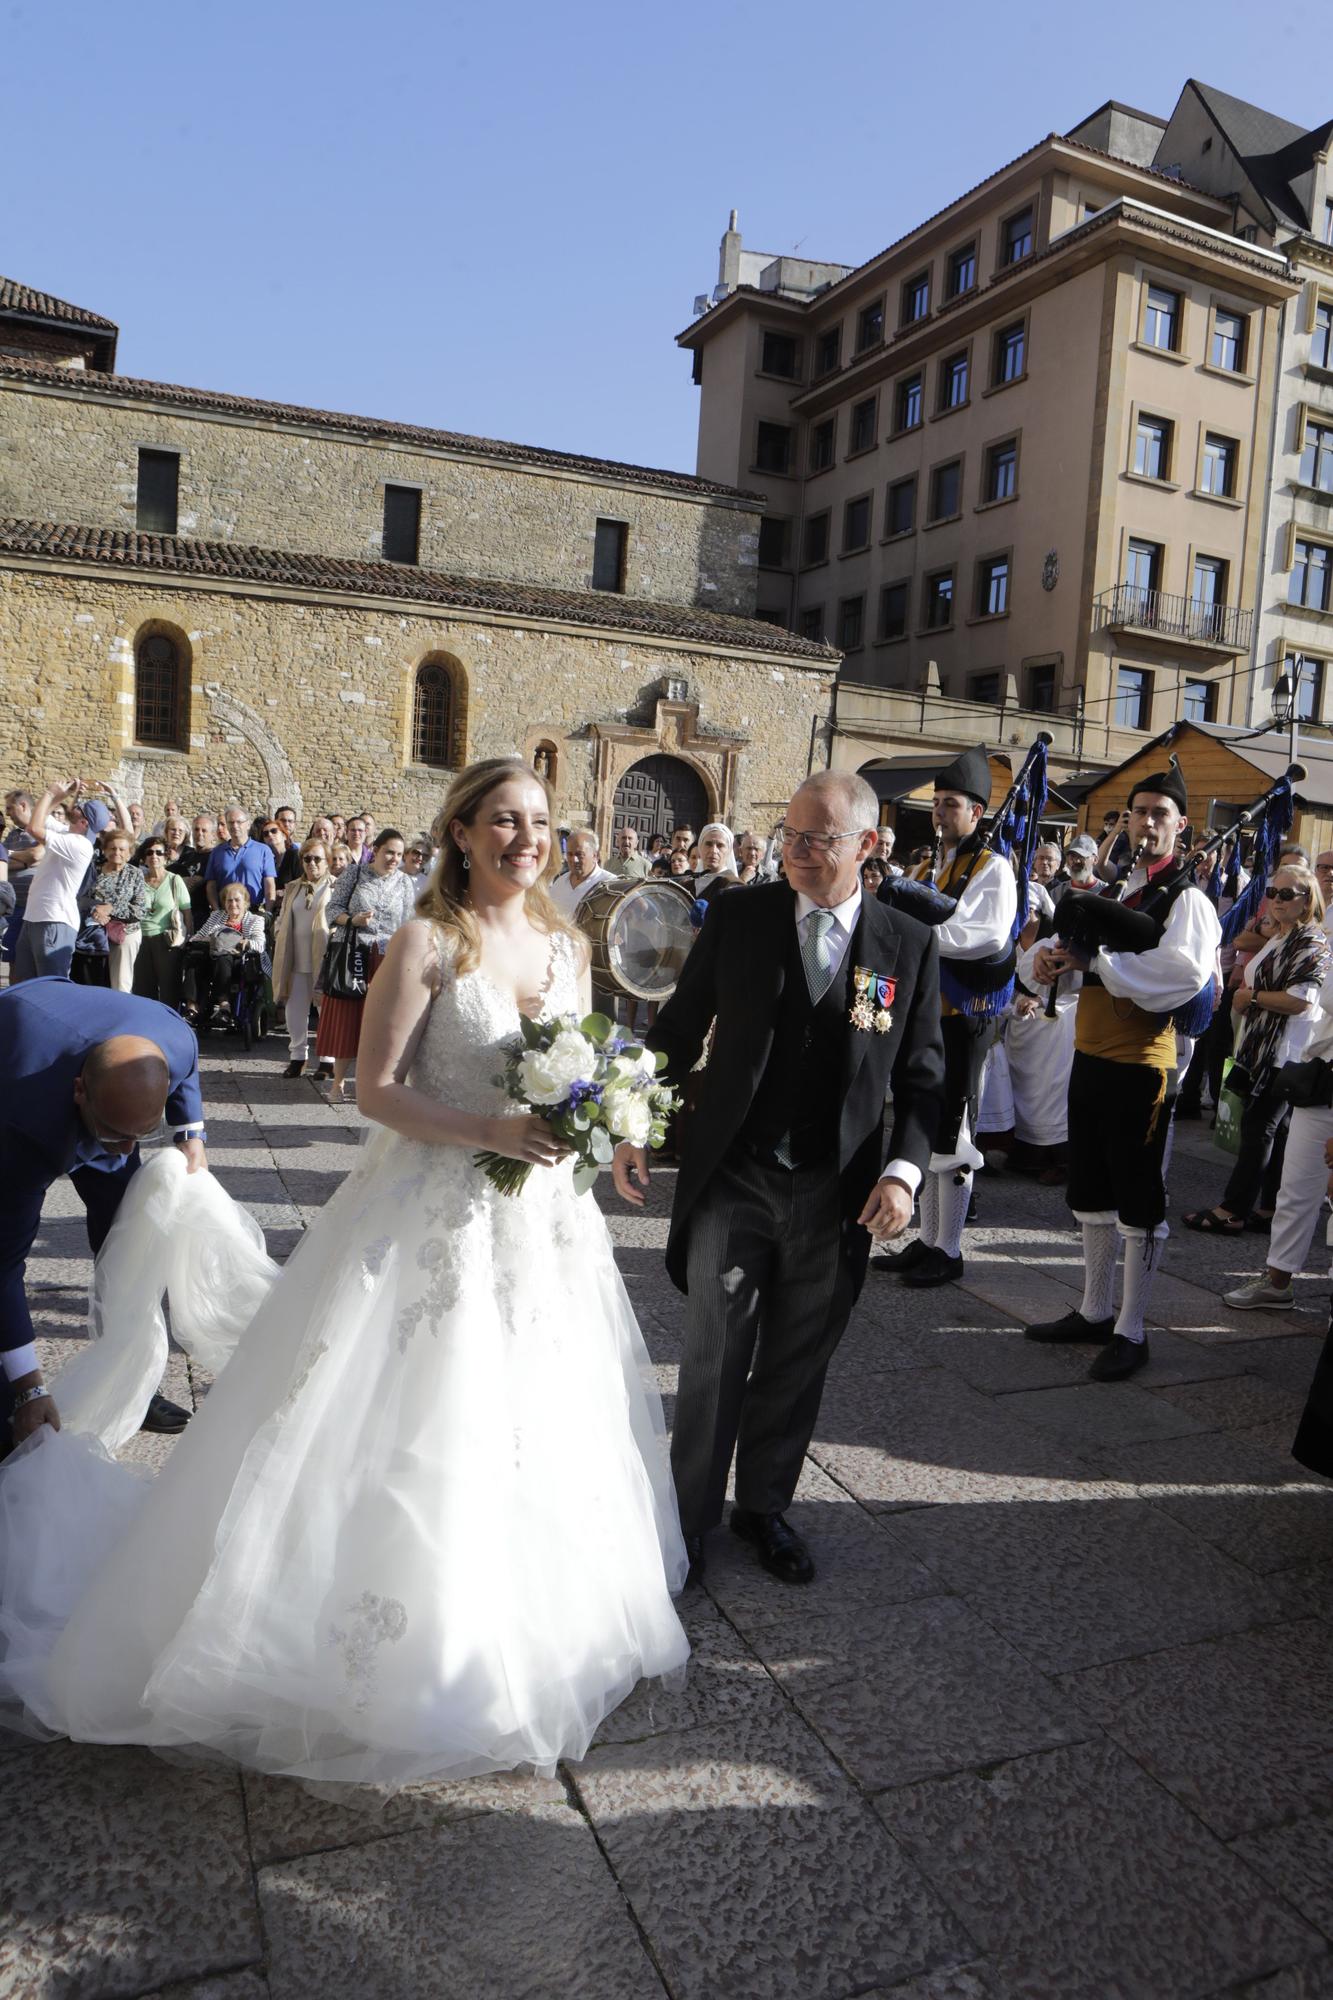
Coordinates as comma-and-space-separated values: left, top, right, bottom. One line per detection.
388, 917, 458, 990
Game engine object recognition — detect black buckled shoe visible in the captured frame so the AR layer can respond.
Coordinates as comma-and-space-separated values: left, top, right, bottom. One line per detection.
902, 1246, 964, 1289
282, 1059, 305, 1078
872, 1238, 930, 1277
141, 1393, 191, 1435
1088, 1335, 1149, 1382
730, 1508, 815, 1585
1024, 1310, 1115, 1344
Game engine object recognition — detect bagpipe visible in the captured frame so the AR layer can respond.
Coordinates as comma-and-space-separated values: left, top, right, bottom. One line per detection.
882, 733, 1051, 1016
1049, 760, 1302, 1035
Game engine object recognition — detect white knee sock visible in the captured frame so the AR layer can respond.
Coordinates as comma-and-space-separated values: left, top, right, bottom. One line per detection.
936, 1170, 972, 1261
917, 1171, 940, 1249
1115, 1224, 1165, 1344
1077, 1215, 1120, 1323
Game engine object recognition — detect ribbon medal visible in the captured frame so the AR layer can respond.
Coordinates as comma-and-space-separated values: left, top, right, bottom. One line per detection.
851, 968, 897, 1034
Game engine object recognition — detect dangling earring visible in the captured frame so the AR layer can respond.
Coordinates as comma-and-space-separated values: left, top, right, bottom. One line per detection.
462, 853, 471, 872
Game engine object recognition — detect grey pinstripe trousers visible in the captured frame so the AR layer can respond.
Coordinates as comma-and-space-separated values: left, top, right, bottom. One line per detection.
671, 1148, 857, 1537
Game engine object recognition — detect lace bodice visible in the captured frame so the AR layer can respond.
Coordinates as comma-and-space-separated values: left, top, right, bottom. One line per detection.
407, 920, 583, 1115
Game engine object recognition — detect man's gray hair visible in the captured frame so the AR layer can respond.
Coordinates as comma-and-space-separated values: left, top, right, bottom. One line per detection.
791, 769, 880, 834
567, 825, 600, 856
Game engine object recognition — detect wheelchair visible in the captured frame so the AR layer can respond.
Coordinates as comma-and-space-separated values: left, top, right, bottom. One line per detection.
184, 944, 274, 1052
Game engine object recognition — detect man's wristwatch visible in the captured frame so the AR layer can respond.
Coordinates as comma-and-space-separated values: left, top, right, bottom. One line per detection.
10, 1383, 50, 1410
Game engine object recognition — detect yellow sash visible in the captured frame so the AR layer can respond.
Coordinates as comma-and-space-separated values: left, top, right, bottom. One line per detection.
1075, 984, 1176, 1069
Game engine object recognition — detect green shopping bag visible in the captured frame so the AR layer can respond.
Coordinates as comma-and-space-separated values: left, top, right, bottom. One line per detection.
1213, 1056, 1245, 1156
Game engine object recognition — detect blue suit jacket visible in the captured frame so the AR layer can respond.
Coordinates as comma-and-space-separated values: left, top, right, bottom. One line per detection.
0, 980, 203, 1358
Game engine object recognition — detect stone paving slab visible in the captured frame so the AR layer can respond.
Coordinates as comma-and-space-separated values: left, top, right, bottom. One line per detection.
241, 1764, 566, 1868
1058, 1620, 1333, 1842
1219, 1961, 1333, 2000
258, 1808, 661, 2000
1090, 1429, 1333, 1575
1231, 1813, 1333, 1945
570, 1706, 974, 2000
998, 1381, 1212, 1449
0, 1741, 261, 1999
875, 1738, 1323, 2000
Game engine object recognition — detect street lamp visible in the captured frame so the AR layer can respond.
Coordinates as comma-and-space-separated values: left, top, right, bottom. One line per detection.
1271, 663, 1299, 765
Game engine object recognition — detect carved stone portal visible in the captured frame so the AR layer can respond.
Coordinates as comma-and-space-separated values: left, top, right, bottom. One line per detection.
588, 694, 744, 853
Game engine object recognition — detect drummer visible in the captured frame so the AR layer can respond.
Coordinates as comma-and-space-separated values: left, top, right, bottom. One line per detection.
549, 826, 618, 1017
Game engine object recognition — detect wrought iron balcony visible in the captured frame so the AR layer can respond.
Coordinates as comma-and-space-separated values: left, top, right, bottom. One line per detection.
1094, 583, 1252, 654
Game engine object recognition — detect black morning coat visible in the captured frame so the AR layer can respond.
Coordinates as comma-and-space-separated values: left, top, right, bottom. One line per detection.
645, 881, 946, 1293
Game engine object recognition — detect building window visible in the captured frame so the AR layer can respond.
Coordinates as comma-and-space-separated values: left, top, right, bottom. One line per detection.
1028, 661, 1057, 711
924, 569, 955, 630
879, 581, 909, 641
412, 658, 461, 767
1325, 199, 1333, 246
992, 322, 1026, 385
1182, 677, 1216, 723
970, 671, 1002, 705
1115, 666, 1151, 729
755, 607, 787, 627
1200, 432, 1237, 498
842, 494, 872, 552
886, 475, 916, 537
1143, 285, 1181, 351
1314, 301, 1333, 371
928, 459, 962, 523
136, 449, 179, 535
939, 351, 969, 411
383, 484, 421, 564
809, 418, 836, 471
134, 629, 186, 747
799, 605, 825, 642
803, 510, 831, 565
1002, 207, 1034, 265
856, 300, 885, 352
592, 517, 628, 592
1292, 653, 1326, 719
901, 271, 930, 325
814, 327, 841, 377
1190, 555, 1227, 637
1300, 418, 1333, 494
1134, 414, 1172, 480
977, 554, 1010, 618
849, 396, 877, 453
1211, 309, 1245, 372
837, 594, 865, 650
1125, 537, 1162, 612
984, 438, 1018, 503
1290, 538, 1333, 612
895, 372, 923, 432
947, 242, 977, 298
761, 330, 800, 379
757, 516, 790, 568
755, 422, 793, 473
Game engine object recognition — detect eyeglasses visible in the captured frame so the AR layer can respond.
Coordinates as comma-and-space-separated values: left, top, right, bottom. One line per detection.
302, 854, 325, 866
777, 824, 863, 855
143, 847, 165, 857
1269, 886, 1309, 903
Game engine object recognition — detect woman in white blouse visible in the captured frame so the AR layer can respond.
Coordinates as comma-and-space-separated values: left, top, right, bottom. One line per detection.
272, 838, 334, 1079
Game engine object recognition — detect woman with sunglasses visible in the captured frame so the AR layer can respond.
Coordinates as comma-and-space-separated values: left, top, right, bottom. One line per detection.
272, 839, 334, 1078
1185, 865, 1330, 1235
131, 837, 192, 1006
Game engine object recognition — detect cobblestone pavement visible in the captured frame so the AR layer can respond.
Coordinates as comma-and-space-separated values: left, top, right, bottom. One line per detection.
5, 1037, 1333, 2000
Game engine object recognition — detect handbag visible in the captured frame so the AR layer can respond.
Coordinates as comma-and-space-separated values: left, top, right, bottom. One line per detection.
321, 922, 368, 1001
1276, 1056, 1333, 1109
168, 906, 188, 949
1213, 1056, 1246, 1156
105, 918, 127, 947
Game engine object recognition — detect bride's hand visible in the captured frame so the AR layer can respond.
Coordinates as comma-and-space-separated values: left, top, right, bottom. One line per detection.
484, 1114, 572, 1168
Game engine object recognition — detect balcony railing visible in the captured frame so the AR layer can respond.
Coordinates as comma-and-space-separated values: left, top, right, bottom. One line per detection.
1095, 584, 1252, 653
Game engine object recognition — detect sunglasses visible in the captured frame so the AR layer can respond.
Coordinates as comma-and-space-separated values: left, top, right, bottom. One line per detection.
302, 855, 325, 865
1269, 887, 1309, 903
143, 847, 166, 857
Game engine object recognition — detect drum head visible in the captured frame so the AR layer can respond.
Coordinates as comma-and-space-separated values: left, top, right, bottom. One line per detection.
575, 878, 696, 1000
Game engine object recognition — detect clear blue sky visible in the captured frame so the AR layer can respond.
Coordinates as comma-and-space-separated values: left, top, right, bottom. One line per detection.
5, 0, 1327, 478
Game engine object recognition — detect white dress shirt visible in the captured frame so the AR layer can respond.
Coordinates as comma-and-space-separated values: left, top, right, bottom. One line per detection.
793, 888, 921, 1197
549, 865, 615, 917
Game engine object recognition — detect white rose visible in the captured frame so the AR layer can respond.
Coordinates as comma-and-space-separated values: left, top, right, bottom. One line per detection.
517, 1028, 598, 1108
609, 1048, 656, 1081
602, 1082, 653, 1146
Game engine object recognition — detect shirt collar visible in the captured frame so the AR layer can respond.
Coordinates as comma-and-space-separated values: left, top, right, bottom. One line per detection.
795, 886, 862, 935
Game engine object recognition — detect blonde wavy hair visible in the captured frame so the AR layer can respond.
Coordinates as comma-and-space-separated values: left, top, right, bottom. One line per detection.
419, 757, 581, 974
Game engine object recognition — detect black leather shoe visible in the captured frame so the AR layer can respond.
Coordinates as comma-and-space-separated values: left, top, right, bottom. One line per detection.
141, 1393, 191, 1434
1088, 1335, 1149, 1382
283, 1059, 305, 1078
872, 1238, 930, 1276
1024, 1310, 1115, 1344
902, 1247, 964, 1288
1174, 1099, 1201, 1122
683, 1534, 705, 1589
730, 1508, 815, 1585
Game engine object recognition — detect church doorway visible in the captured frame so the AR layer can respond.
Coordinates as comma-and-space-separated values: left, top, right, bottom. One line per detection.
612, 754, 709, 845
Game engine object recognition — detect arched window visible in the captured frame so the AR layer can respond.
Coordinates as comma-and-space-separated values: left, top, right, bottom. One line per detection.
134, 628, 188, 748
412, 657, 462, 768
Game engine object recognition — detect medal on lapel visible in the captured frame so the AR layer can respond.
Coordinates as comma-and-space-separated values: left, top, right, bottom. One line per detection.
851, 967, 897, 1033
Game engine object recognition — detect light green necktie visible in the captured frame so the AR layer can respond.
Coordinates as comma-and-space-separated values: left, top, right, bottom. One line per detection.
802, 908, 837, 1002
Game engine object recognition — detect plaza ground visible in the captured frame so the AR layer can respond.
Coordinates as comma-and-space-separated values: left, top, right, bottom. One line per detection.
5, 1036, 1333, 2000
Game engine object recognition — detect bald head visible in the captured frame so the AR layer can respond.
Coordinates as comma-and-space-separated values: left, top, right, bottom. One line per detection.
74, 1036, 170, 1154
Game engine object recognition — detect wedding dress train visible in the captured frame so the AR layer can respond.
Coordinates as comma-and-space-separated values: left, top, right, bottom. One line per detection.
0, 926, 688, 1785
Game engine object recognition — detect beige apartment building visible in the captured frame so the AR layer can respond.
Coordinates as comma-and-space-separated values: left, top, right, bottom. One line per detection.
679, 122, 1300, 804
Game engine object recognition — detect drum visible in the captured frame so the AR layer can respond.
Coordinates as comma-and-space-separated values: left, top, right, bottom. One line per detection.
574, 878, 697, 1001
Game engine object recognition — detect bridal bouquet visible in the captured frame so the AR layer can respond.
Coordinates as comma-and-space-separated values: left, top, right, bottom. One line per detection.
475, 1012, 681, 1197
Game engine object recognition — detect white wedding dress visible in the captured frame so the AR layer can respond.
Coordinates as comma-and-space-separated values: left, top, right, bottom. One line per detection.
0, 924, 689, 1785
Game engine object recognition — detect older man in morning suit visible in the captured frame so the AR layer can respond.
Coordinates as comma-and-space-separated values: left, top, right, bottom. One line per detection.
614, 771, 944, 1585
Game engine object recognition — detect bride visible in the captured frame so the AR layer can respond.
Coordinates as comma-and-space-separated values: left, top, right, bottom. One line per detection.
0, 757, 689, 1785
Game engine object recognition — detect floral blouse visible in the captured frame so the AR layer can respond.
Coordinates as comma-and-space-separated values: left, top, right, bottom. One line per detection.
91, 863, 148, 924
326, 861, 416, 948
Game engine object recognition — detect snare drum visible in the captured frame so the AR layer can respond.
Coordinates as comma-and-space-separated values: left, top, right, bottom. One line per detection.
574, 878, 697, 1001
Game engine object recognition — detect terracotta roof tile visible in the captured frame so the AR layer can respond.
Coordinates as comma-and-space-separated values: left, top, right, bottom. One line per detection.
0, 356, 759, 504
0, 278, 118, 334
0, 519, 835, 666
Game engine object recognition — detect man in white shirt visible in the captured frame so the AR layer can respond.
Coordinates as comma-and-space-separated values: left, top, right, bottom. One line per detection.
12, 779, 117, 983
548, 828, 615, 917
